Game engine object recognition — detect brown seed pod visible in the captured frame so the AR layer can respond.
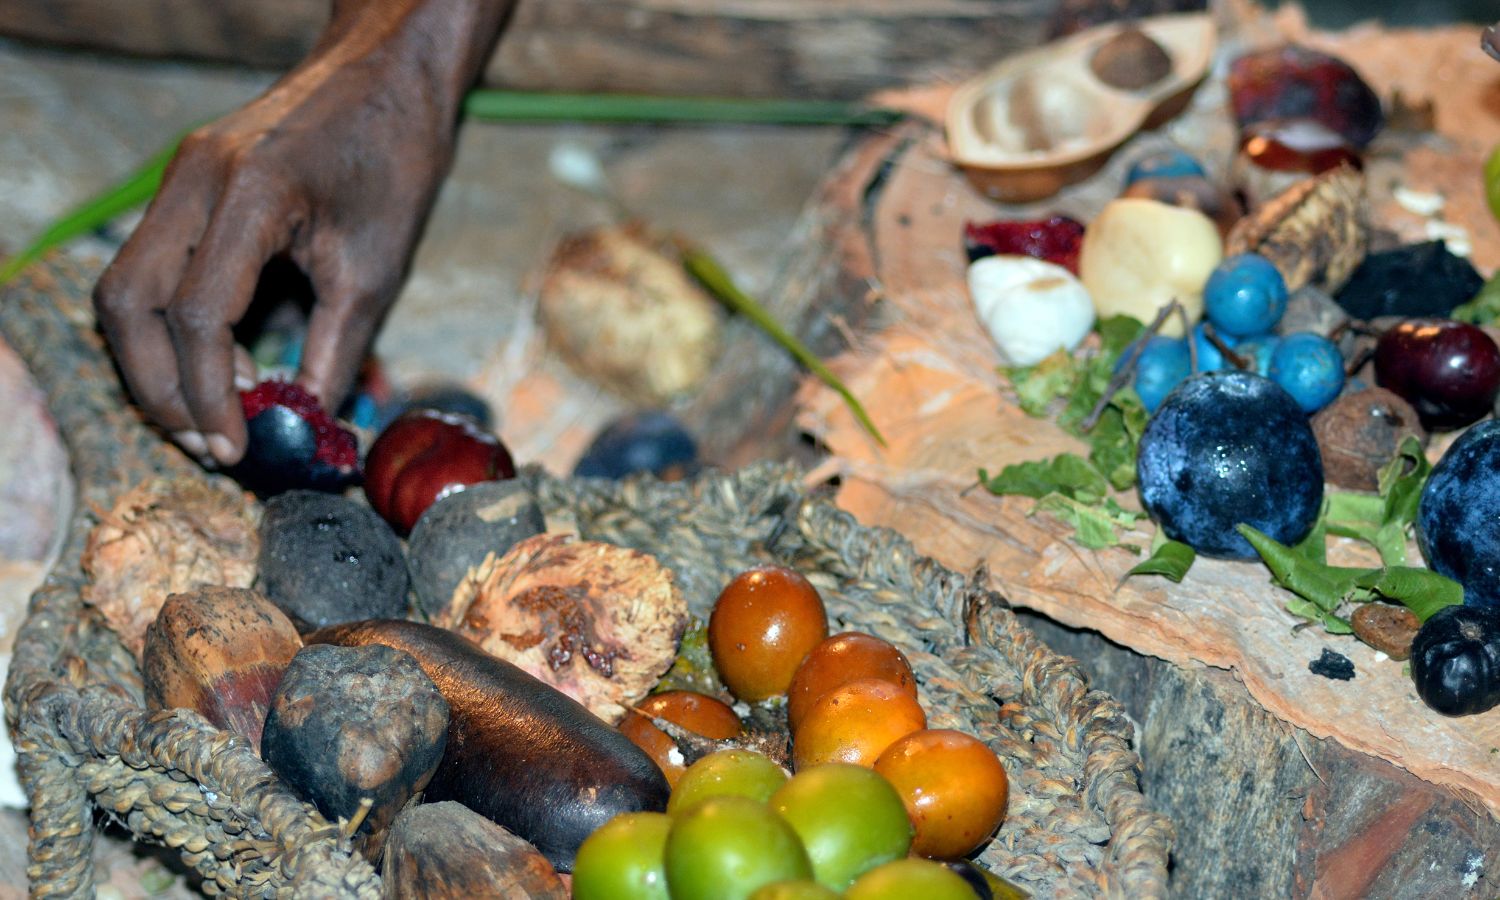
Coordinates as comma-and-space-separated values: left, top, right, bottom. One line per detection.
537, 222, 723, 404
142, 586, 302, 755
382, 802, 567, 900
1311, 387, 1427, 491
1225, 165, 1368, 294
1350, 603, 1420, 661
1089, 27, 1173, 90
440, 533, 690, 723
83, 478, 260, 659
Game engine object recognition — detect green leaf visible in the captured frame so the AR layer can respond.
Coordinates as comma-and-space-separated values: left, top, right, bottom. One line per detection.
978, 453, 1108, 503
1096, 315, 1148, 359
1352, 567, 1463, 622
1451, 271, 1500, 325
1005, 350, 1080, 418
463, 90, 903, 126
681, 245, 885, 447
1237, 524, 1371, 615
1126, 538, 1196, 582
0, 135, 185, 286
1378, 434, 1431, 526
1087, 389, 1148, 491
1292, 508, 1329, 565
1034, 493, 1141, 550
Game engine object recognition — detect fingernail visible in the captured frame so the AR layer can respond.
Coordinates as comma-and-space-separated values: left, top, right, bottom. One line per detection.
206, 433, 238, 465
234, 372, 256, 391
173, 431, 209, 457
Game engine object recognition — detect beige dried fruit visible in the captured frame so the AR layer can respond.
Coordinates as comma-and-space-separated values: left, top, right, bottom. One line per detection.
1350, 603, 1420, 661
1225, 165, 1367, 294
82, 478, 259, 659
537, 222, 723, 404
440, 533, 689, 723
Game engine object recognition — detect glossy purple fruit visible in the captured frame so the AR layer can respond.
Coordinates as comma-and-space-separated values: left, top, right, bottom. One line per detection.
237, 381, 360, 496
1227, 45, 1384, 148
1418, 420, 1500, 609
1373, 319, 1500, 431
574, 411, 700, 481
1269, 332, 1345, 414
1137, 371, 1324, 559
1239, 119, 1362, 175
1205, 254, 1289, 338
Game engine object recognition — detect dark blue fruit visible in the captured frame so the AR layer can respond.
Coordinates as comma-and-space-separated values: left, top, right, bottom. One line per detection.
1137, 371, 1324, 559
1418, 420, 1500, 609
574, 411, 700, 481
1409, 605, 1500, 716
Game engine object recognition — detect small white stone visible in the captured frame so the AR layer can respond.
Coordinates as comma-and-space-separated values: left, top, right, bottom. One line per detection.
1080, 198, 1223, 336
666, 746, 686, 767
1394, 185, 1445, 217
967, 255, 1095, 367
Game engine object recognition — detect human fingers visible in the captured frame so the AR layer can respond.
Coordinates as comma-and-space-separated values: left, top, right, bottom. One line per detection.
166, 174, 297, 465
297, 248, 395, 414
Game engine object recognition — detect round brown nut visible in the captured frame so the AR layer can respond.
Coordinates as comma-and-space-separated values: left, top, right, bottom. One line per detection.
1312, 387, 1427, 491
1350, 603, 1420, 660
1090, 27, 1173, 90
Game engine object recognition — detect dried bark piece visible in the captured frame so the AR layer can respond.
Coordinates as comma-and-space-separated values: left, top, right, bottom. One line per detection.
262, 644, 449, 856
1225, 165, 1368, 294
440, 533, 689, 723
1312, 388, 1427, 492
537, 222, 723, 404
142, 586, 302, 755
382, 802, 567, 900
82, 478, 259, 658
1351, 603, 1420, 661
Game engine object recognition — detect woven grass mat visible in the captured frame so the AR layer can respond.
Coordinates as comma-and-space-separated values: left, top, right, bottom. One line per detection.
0, 257, 1170, 898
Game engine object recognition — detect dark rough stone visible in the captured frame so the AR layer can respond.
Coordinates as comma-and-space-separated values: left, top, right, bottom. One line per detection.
1277, 285, 1349, 339
1334, 242, 1484, 322
382, 802, 567, 899
406, 480, 546, 616
258, 490, 409, 629
1017, 612, 1500, 899
262, 644, 449, 847
1309, 648, 1356, 680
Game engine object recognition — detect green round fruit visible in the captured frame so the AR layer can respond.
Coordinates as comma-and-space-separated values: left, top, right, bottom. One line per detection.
748, 880, 842, 900
1487, 143, 1500, 224
845, 858, 981, 900
572, 812, 672, 900
770, 764, 913, 890
668, 749, 788, 816
663, 796, 812, 900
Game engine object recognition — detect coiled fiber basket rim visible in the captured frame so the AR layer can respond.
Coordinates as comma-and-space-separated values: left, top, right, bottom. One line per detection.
0, 258, 1171, 899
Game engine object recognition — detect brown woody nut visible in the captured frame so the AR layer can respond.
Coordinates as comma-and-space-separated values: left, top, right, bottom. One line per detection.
141, 586, 301, 755
1225, 165, 1368, 294
1311, 387, 1427, 491
1090, 27, 1173, 90
439, 533, 689, 723
1351, 603, 1420, 660
83, 478, 259, 658
382, 802, 567, 900
537, 222, 723, 404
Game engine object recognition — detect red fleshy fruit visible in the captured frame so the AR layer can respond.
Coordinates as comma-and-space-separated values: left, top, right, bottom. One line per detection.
1239, 119, 1362, 175
1227, 45, 1384, 149
364, 409, 516, 533
1374, 319, 1500, 432
963, 216, 1085, 275
237, 380, 359, 495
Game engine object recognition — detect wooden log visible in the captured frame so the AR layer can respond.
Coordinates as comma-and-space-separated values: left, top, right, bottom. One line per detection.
382, 801, 567, 900
0, 0, 1055, 100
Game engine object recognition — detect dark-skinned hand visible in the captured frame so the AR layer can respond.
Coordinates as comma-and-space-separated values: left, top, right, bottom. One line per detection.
94, 0, 514, 466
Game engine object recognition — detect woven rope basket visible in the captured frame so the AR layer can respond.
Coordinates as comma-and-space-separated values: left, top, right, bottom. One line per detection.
1, 259, 1171, 899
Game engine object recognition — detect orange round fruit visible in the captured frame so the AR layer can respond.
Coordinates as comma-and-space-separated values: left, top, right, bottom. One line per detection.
873, 729, 1009, 859
787, 633, 917, 732
709, 566, 828, 702
792, 678, 926, 771
619, 691, 743, 787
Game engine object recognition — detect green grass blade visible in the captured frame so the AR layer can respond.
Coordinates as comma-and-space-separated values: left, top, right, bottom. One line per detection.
464, 90, 903, 126
681, 245, 886, 447
0, 138, 181, 286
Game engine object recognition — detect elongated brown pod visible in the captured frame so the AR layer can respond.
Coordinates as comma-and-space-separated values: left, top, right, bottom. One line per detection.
305, 619, 669, 871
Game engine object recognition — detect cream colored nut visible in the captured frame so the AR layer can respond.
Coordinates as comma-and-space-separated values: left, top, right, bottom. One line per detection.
967, 255, 1095, 366
1079, 198, 1223, 337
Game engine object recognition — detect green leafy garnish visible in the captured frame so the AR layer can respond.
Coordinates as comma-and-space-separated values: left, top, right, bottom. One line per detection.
1452, 272, 1500, 325
1126, 534, 1196, 583
1033, 494, 1143, 551
1323, 435, 1429, 566
978, 454, 1108, 503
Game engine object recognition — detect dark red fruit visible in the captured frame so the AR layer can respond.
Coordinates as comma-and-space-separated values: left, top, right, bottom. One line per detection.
963, 216, 1085, 274
1239, 119, 1362, 175
364, 409, 516, 533
1228, 45, 1384, 149
1374, 319, 1500, 431
237, 380, 359, 495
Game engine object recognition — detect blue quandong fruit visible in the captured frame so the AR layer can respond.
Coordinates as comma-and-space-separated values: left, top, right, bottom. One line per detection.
1418, 419, 1500, 609
1136, 371, 1324, 559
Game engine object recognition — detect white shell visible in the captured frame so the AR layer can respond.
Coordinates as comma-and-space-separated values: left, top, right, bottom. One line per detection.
967, 255, 1096, 367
